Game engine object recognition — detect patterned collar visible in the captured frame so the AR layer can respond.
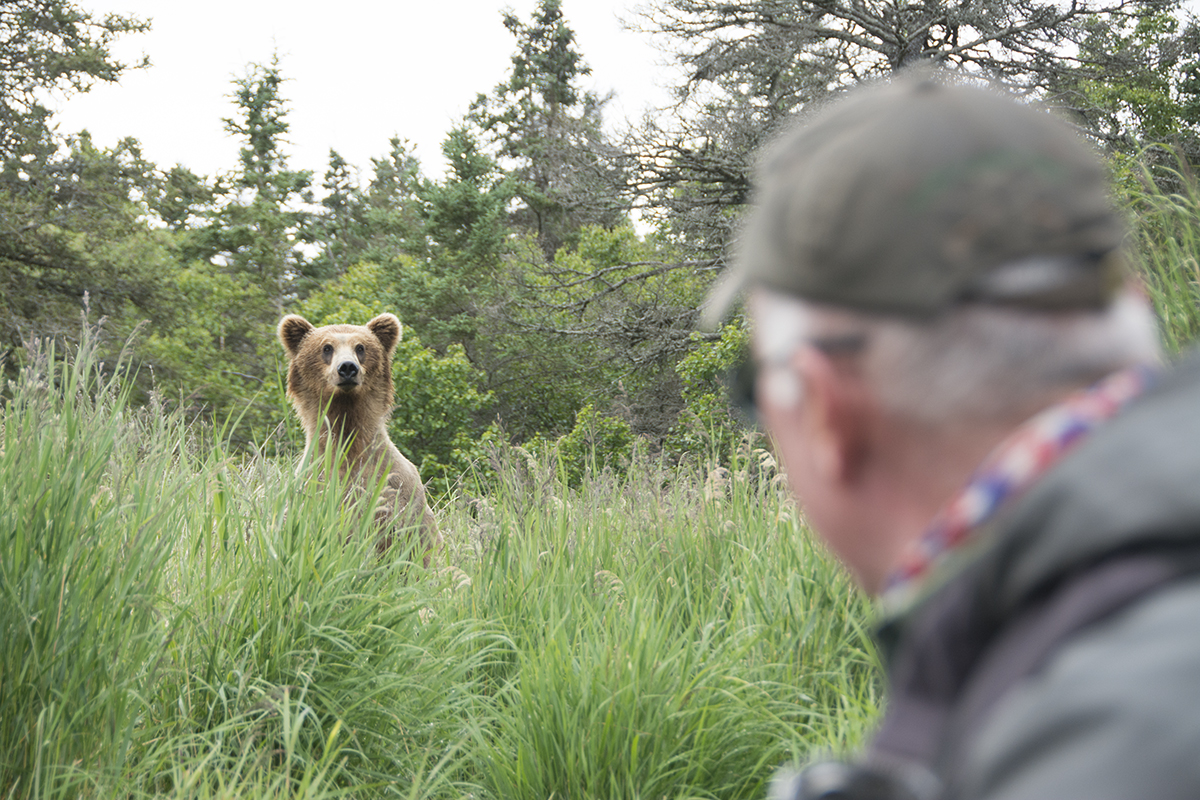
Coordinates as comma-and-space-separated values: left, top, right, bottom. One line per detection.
879, 364, 1159, 616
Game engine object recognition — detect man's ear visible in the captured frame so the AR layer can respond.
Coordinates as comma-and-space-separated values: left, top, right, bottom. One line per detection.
367, 313, 401, 355
795, 347, 874, 485
278, 315, 314, 358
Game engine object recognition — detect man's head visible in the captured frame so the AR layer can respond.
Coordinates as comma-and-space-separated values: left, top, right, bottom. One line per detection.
712, 75, 1162, 592
708, 75, 1129, 323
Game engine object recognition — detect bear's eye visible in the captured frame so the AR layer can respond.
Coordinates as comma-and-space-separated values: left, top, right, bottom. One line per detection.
322, 344, 333, 362
355, 344, 365, 359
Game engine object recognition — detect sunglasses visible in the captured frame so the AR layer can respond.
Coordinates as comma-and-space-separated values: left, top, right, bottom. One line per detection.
725, 333, 867, 425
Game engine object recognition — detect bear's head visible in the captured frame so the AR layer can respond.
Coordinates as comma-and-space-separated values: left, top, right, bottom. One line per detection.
278, 313, 402, 424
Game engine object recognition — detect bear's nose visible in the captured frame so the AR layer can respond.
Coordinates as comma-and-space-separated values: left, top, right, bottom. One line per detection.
337, 361, 359, 381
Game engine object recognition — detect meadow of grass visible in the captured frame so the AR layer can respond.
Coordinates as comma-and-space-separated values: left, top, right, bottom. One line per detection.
0, 325, 880, 799
7, 161, 1199, 800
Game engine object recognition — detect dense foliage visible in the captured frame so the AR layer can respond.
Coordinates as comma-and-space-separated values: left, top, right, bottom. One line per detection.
6, 0, 1200, 486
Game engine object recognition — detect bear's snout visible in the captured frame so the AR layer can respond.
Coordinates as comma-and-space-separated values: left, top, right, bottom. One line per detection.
336, 360, 360, 386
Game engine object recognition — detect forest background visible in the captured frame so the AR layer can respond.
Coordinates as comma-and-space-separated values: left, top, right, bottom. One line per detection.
6, 0, 1200, 489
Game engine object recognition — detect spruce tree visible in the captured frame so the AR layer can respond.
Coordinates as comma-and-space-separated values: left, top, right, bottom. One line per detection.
469, 0, 625, 258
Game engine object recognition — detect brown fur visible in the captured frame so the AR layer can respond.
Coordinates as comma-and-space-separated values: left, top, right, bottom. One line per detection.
278, 312, 441, 565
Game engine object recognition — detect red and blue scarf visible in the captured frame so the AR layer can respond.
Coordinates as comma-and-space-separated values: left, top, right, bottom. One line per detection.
881, 364, 1158, 614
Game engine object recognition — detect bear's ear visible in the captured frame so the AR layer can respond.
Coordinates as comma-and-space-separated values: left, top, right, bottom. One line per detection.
367, 313, 402, 354
278, 315, 314, 357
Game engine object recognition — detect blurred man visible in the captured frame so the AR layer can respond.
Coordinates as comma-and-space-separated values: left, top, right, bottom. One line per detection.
706, 75, 1200, 799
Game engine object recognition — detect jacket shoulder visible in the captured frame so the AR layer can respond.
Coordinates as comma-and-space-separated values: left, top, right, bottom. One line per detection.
958, 575, 1200, 800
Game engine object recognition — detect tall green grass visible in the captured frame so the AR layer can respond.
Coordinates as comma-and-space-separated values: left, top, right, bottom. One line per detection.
446, 447, 879, 799
0, 331, 185, 797
1129, 158, 1200, 353
0, 325, 878, 798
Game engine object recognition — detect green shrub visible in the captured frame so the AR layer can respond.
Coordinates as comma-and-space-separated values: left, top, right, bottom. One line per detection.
555, 403, 634, 487
667, 323, 750, 464
389, 337, 495, 496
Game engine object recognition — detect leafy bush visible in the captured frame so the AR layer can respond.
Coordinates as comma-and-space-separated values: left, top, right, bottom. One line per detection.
666, 323, 751, 464
555, 403, 634, 487
139, 262, 291, 451
389, 336, 495, 495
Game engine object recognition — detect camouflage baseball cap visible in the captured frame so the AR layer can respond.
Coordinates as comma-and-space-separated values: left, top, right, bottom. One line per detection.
705, 75, 1127, 326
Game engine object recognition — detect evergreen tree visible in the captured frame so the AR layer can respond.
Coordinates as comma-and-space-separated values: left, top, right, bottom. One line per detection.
469, 0, 625, 258
134, 60, 312, 445
1060, 9, 1200, 166
629, 0, 1194, 266
0, 134, 176, 353
306, 139, 429, 278
422, 127, 510, 276
0, 0, 148, 161
361, 137, 427, 263
0, 1, 156, 352
147, 164, 217, 234
392, 127, 512, 354
309, 149, 366, 280
201, 58, 314, 312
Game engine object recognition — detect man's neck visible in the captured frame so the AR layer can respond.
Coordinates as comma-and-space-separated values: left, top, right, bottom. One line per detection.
863, 398, 1078, 592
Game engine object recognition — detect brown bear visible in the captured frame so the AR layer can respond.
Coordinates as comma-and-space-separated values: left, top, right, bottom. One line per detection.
278, 312, 441, 565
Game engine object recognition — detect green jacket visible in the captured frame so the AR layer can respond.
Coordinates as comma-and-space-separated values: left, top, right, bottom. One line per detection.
872, 352, 1200, 800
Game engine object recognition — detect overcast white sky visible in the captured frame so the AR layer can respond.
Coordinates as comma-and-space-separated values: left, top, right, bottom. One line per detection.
52, 1, 680, 182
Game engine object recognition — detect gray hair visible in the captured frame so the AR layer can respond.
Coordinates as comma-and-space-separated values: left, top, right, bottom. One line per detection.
751, 289, 1162, 425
